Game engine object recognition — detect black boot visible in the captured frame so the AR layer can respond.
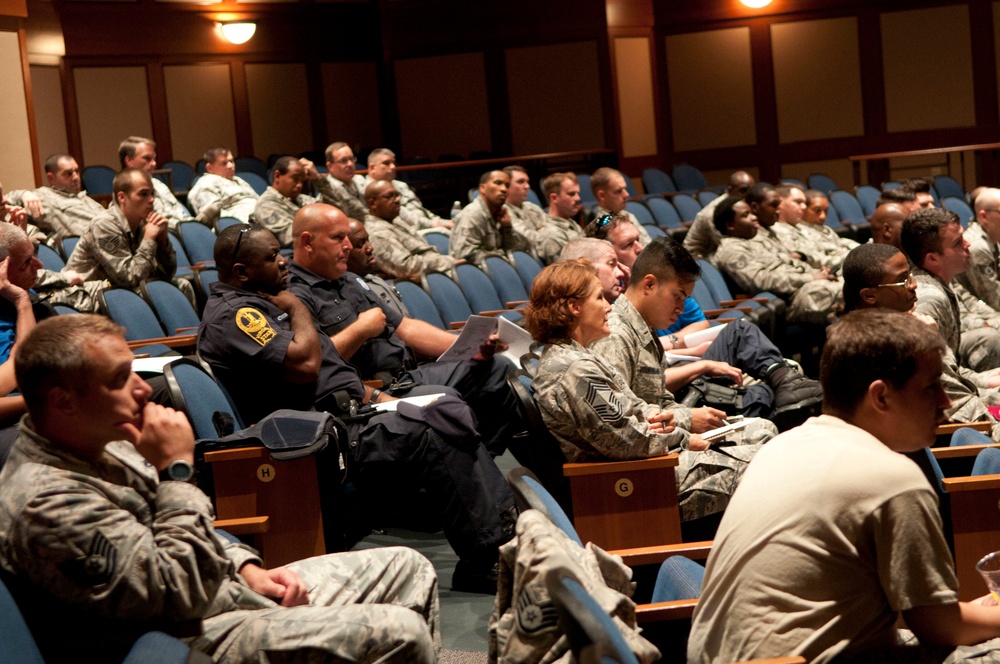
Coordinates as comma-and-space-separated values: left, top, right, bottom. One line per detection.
766, 362, 823, 430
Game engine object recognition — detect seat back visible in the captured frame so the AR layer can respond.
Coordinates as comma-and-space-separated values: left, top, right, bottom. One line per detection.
62, 236, 81, 261
425, 271, 474, 326
216, 217, 243, 233
237, 172, 268, 196
81, 165, 116, 196
576, 174, 596, 206
178, 222, 218, 265
807, 172, 838, 193
671, 193, 702, 223
166, 232, 194, 277
951, 426, 993, 447
234, 156, 267, 179
855, 185, 881, 217
829, 190, 866, 224
142, 280, 201, 335
484, 256, 529, 305
455, 263, 505, 313
526, 189, 543, 207
824, 196, 842, 228
972, 447, 1000, 476
690, 279, 720, 311
697, 190, 718, 207
643, 224, 667, 239
508, 467, 582, 545
198, 268, 220, 299
934, 175, 966, 199
36, 244, 65, 271
646, 197, 683, 230
624, 201, 653, 225
99, 288, 167, 341
546, 570, 641, 664
512, 250, 543, 292
0, 574, 45, 663
641, 168, 676, 195
395, 280, 446, 329
163, 358, 246, 438
882, 180, 902, 190
942, 197, 974, 227
424, 231, 450, 255
623, 176, 639, 198
162, 161, 196, 193
672, 164, 708, 192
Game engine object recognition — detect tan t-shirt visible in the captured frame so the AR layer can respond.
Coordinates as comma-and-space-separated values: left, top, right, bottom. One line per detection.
688, 415, 958, 664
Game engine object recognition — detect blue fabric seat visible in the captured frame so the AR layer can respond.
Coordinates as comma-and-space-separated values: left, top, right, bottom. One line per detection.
394, 280, 447, 329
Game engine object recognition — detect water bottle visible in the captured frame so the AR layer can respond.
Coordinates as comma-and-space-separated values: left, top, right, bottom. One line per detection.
450, 200, 462, 219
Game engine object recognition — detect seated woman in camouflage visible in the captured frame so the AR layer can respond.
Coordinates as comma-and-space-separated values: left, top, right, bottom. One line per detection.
525, 259, 761, 523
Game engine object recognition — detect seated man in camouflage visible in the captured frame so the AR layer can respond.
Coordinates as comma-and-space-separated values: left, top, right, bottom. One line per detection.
252, 155, 334, 248
451, 170, 530, 267
798, 189, 857, 270
323, 142, 369, 221
507, 168, 584, 265
361, 148, 451, 233
957, 187, 1000, 311
187, 147, 259, 223
118, 136, 208, 230
5, 153, 104, 243
0, 314, 439, 663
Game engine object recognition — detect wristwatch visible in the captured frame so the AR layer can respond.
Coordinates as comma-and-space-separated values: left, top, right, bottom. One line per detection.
158, 460, 196, 484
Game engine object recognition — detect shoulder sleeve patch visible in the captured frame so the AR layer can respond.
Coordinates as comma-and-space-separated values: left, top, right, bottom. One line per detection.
355, 276, 371, 291
585, 381, 625, 422
98, 234, 123, 254
236, 307, 277, 346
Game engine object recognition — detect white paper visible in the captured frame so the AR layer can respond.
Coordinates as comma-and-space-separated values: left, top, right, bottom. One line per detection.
436, 315, 498, 362
701, 416, 760, 441
664, 352, 699, 366
683, 323, 726, 348
131, 356, 181, 374
497, 316, 533, 364
372, 392, 449, 412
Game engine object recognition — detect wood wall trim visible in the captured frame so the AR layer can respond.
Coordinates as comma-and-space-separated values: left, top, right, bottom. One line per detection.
229, 60, 252, 158
18, 28, 40, 185
749, 19, 779, 182
146, 62, 173, 164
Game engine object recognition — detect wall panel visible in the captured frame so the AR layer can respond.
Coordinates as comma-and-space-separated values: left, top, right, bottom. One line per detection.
394, 52, 491, 160
245, 62, 313, 161
506, 41, 605, 155
612, 37, 657, 158
881, 6, 975, 133
771, 17, 864, 144
320, 62, 383, 154
74, 65, 152, 169
780, 159, 854, 191
665, 27, 755, 152
0, 31, 34, 189
164, 63, 238, 167
29, 64, 67, 180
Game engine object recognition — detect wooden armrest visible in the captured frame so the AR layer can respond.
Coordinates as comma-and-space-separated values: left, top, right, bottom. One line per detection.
204, 446, 263, 463
363, 379, 383, 388
563, 453, 679, 477
505, 300, 528, 308
932, 443, 1000, 459
449, 321, 466, 330
175, 326, 197, 334
719, 297, 769, 307
127, 334, 197, 350
942, 474, 1000, 492
478, 309, 508, 317
608, 540, 713, 567
936, 421, 992, 436
682, 221, 693, 228
635, 598, 698, 621
214, 516, 270, 535
703, 307, 752, 317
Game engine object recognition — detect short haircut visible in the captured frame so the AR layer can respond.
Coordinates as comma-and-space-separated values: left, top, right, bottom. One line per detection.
877, 187, 916, 207
16, 315, 126, 416
902, 177, 931, 194
367, 148, 395, 167
841, 243, 902, 313
203, 147, 230, 165
542, 172, 577, 199
524, 259, 598, 344
118, 136, 153, 168
324, 141, 349, 163
0, 224, 29, 262
804, 189, 827, 203
900, 207, 961, 268
820, 309, 943, 417
629, 237, 700, 287
479, 170, 505, 185
43, 153, 73, 174
502, 165, 527, 179
560, 238, 613, 263
272, 155, 298, 175
112, 168, 151, 197
215, 222, 263, 277
713, 195, 744, 235
584, 211, 630, 241
775, 183, 801, 199
590, 167, 620, 197
744, 183, 775, 208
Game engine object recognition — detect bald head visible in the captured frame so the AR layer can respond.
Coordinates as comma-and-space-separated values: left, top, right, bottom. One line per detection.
871, 203, 908, 249
728, 170, 755, 196
292, 203, 353, 280
974, 188, 1000, 242
365, 179, 401, 221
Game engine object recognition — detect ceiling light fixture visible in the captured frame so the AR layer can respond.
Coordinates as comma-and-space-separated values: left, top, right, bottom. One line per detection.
740, 0, 773, 7
218, 22, 256, 45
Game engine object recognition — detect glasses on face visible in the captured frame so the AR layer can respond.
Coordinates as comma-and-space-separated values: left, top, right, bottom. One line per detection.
875, 274, 916, 289
231, 225, 254, 265
334, 156, 356, 165
378, 192, 401, 201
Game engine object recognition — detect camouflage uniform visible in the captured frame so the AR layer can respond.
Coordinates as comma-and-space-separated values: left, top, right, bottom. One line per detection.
772, 222, 823, 268
321, 174, 369, 222
360, 177, 447, 235
715, 230, 843, 325
451, 197, 531, 267
151, 177, 194, 230
0, 418, 439, 663
33, 269, 106, 313
683, 194, 725, 261
913, 266, 1000, 372
252, 185, 321, 248
506, 201, 583, 265
533, 339, 759, 522
957, 221, 1000, 311
12, 186, 105, 243
591, 297, 777, 446
363, 213, 457, 280
187, 173, 259, 223
940, 346, 1000, 440
798, 222, 858, 271
594, 205, 652, 246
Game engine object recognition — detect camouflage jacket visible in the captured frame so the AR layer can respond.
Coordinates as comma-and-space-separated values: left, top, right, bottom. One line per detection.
798, 222, 857, 270
914, 266, 1000, 356
715, 232, 814, 298
957, 220, 1000, 311
359, 178, 446, 234
151, 177, 192, 229
321, 174, 369, 221
508, 201, 583, 265
451, 197, 530, 267
684, 194, 725, 261
363, 214, 456, 280
25, 186, 105, 242
187, 173, 258, 223
252, 185, 319, 248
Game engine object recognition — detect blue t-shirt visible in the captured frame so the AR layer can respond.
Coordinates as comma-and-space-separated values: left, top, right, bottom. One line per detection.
655, 297, 706, 336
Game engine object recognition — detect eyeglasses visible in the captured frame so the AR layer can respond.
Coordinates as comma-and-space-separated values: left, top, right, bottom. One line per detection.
231, 225, 253, 265
875, 274, 916, 289
333, 156, 356, 165
377, 192, 401, 201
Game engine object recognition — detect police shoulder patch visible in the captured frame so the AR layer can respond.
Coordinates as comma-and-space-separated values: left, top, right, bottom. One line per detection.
355, 277, 371, 291
236, 307, 277, 346
586, 381, 625, 422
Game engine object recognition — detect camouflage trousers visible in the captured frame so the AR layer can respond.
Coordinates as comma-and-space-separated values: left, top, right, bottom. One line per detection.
192, 547, 439, 663
961, 327, 1000, 374
676, 418, 775, 522
788, 279, 844, 325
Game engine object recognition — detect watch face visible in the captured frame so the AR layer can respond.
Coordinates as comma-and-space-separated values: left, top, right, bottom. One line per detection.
168, 461, 195, 482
